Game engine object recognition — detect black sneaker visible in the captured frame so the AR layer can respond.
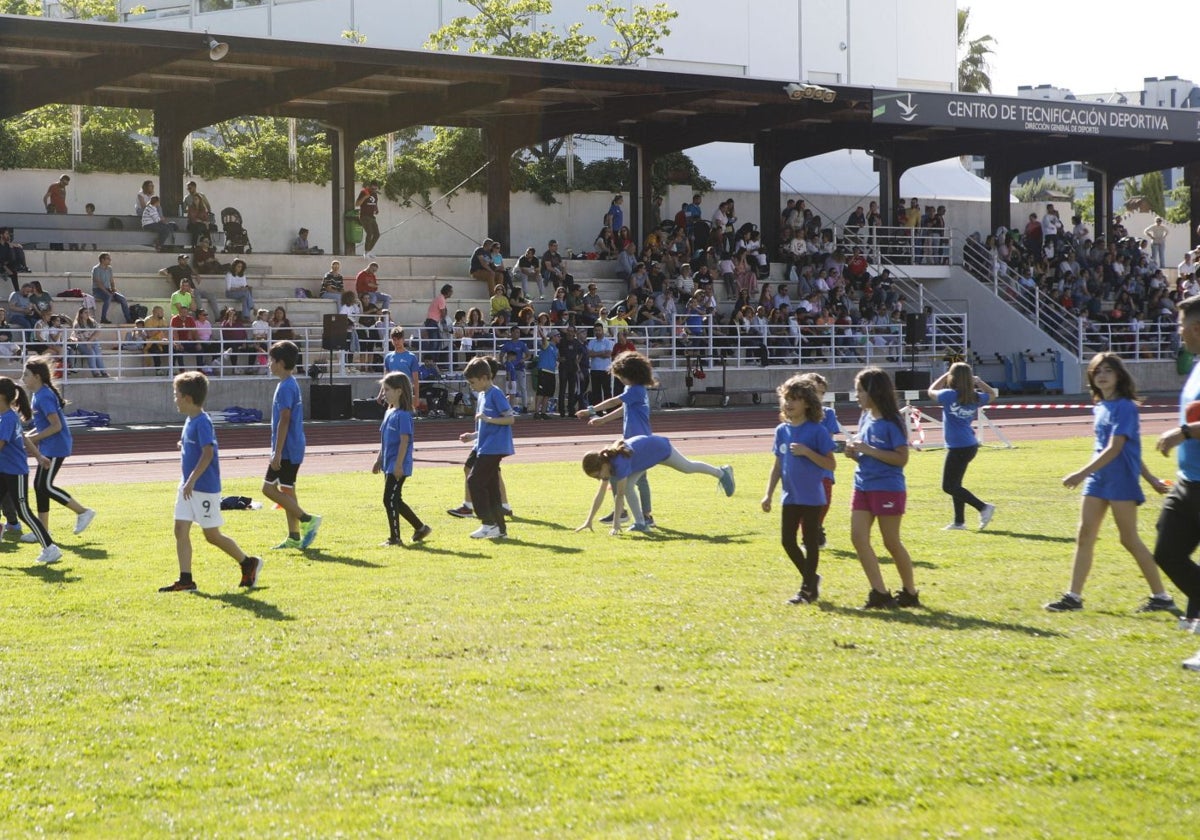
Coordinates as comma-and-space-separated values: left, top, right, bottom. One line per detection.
599, 511, 630, 524
1135, 594, 1180, 614
447, 505, 474, 518
787, 590, 811, 605
862, 588, 898, 609
159, 579, 197, 592
895, 588, 921, 608
1045, 593, 1083, 612
819, 527, 827, 549
801, 573, 821, 603
239, 556, 263, 589
412, 524, 432, 542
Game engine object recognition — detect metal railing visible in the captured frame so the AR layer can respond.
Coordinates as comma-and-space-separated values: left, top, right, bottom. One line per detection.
1081, 320, 1179, 361
824, 224, 957, 268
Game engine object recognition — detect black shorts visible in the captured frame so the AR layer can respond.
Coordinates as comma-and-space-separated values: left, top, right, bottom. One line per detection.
536, 370, 556, 397
265, 459, 301, 488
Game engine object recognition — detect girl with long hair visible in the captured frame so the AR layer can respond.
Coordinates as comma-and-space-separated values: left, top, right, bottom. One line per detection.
373, 372, 431, 547
0, 377, 62, 564
927, 362, 997, 530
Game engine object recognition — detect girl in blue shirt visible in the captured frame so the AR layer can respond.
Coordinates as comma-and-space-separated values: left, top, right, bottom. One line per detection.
845, 367, 917, 609
577, 435, 734, 535
0, 377, 61, 565
762, 374, 837, 604
374, 373, 431, 547
801, 372, 844, 548
1046, 353, 1174, 613
927, 362, 997, 530
21, 356, 95, 538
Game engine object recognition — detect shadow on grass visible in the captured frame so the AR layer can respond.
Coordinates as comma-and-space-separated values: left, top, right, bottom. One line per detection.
403, 544, 490, 560
504, 516, 576, 532
66, 545, 109, 561
819, 602, 1065, 638
301, 550, 386, 569
19, 563, 81, 584
979, 529, 1074, 544
194, 590, 295, 621
496, 536, 583, 554
644, 527, 753, 545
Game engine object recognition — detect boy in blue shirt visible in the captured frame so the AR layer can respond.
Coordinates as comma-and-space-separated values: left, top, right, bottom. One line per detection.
161, 371, 262, 592
533, 331, 559, 419
458, 356, 514, 539
263, 341, 322, 550
383, 327, 420, 393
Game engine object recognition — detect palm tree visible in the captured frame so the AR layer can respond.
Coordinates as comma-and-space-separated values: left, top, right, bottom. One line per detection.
957, 7, 995, 93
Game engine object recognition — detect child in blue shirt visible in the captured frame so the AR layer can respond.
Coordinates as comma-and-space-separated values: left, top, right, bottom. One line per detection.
374, 372, 431, 547
762, 374, 836, 604
161, 371, 262, 592
800, 372, 843, 548
383, 326, 420, 395
845, 367, 918, 609
459, 356, 515, 539
1046, 352, 1174, 613
927, 362, 998, 530
263, 341, 321, 550
0, 377, 61, 565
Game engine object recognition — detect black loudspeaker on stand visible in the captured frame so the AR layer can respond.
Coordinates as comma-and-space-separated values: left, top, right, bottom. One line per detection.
895, 312, 930, 391
311, 314, 352, 419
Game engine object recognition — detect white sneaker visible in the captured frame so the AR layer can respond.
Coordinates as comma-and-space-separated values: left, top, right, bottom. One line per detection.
980, 504, 996, 530
19, 531, 38, 543
469, 524, 502, 539
1183, 651, 1200, 671
1180, 618, 1200, 633
942, 523, 967, 531
35, 544, 62, 564
74, 508, 96, 535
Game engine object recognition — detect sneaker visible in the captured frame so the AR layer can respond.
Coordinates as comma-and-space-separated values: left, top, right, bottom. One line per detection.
599, 511, 630, 524
1136, 594, 1180, 614
895, 588, 921, 608
412, 524, 432, 542
74, 508, 96, 535
645, 514, 656, 528
1045, 593, 1083, 612
501, 504, 514, 517
1183, 651, 1200, 672
239, 555, 263, 588
447, 504, 474, 518
628, 522, 652, 533
862, 588, 898, 609
159, 579, 197, 592
1179, 617, 1200, 632
787, 590, 812, 605
34, 544, 62, 564
381, 538, 403, 547
469, 524, 502, 539
272, 538, 302, 550
299, 514, 322, 549
798, 573, 822, 603
942, 522, 967, 531
20, 531, 39, 543
718, 465, 735, 497
4, 522, 21, 538
979, 504, 996, 530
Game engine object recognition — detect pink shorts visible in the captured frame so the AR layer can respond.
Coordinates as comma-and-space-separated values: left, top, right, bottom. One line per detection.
851, 489, 906, 516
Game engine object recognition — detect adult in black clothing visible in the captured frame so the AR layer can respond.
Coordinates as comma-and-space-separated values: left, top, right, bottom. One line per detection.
0, 228, 30, 295
556, 326, 586, 418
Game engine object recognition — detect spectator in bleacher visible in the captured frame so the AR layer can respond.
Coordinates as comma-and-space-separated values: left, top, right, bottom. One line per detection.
193, 308, 215, 373
134, 180, 154, 218
606, 195, 624, 235
159, 253, 194, 293
335, 290, 362, 366
470, 238, 499, 287
355, 180, 381, 259
424, 283, 452, 358
845, 205, 866, 239
181, 181, 212, 246
27, 281, 53, 321
69, 305, 108, 378
249, 309, 272, 367
593, 227, 616, 259
8, 282, 37, 331
290, 227, 322, 255
224, 258, 254, 321
516, 246, 541, 298
169, 278, 194, 318
43, 173, 70, 216
540, 239, 570, 291
1178, 250, 1196, 284
143, 305, 168, 373
355, 261, 391, 313
549, 286, 569, 325
586, 321, 614, 406
0, 228, 30, 295
141, 195, 175, 252
489, 283, 511, 327
192, 237, 224, 275
566, 285, 585, 322
614, 241, 637, 282
581, 283, 603, 324
270, 306, 295, 344
170, 305, 201, 371
90, 253, 132, 325
320, 259, 345, 302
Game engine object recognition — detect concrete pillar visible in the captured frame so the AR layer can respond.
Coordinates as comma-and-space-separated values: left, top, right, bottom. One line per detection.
484, 129, 513, 250
1089, 169, 1110, 243
754, 139, 783, 255
153, 116, 186, 216
1187, 163, 1200, 251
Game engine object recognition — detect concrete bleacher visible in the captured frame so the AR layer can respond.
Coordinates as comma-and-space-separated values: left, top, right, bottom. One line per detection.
1, 211, 188, 251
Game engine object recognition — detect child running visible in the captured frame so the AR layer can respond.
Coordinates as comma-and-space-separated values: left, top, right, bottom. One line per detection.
762, 375, 837, 604
576, 435, 734, 535
20, 356, 96, 538
263, 341, 322, 550
161, 371, 262, 592
927, 362, 998, 530
0, 377, 61, 564
845, 367, 919, 608
458, 356, 514, 539
1045, 352, 1176, 613
577, 350, 657, 526
374, 372, 432, 547
800, 372, 843, 547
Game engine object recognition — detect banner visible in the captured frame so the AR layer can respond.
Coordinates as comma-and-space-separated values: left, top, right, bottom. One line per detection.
872, 90, 1200, 142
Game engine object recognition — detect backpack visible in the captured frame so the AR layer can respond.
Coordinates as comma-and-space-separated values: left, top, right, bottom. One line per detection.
128, 303, 148, 321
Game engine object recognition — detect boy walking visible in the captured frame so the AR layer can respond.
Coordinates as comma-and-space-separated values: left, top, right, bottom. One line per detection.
458, 356, 515, 539
264, 341, 322, 549
160, 371, 262, 592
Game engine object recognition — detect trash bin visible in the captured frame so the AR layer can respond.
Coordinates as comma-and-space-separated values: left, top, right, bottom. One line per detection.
1178, 347, 1195, 375
344, 210, 364, 245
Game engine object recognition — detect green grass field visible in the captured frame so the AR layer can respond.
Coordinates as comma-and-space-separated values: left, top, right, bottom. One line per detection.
2, 438, 1198, 838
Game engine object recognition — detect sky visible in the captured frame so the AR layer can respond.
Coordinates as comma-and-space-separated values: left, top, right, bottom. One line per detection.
962, 2, 1198, 97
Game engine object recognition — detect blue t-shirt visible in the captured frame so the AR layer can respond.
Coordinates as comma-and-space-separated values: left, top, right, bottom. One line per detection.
271, 376, 306, 464
820, 405, 840, 483
610, 434, 671, 481
773, 421, 834, 506
619, 384, 652, 438
936, 389, 990, 449
1084, 397, 1143, 503
1178, 362, 1200, 482
31, 386, 71, 459
384, 350, 419, 380
853, 414, 907, 492
381, 407, 414, 476
475, 385, 514, 456
537, 342, 558, 373
0, 410, 28, 476
500, 339, 527, 363
609, 202, 623, 232
180, 411, 221, 494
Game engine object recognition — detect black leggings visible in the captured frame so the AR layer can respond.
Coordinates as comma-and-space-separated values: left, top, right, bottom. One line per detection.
34, 455, 76, 514
383, 474, 423, 542
0, 472, 52, 547
1154, 481, 1200, 619
943, 445, 985, 524
781, 504, 823, 591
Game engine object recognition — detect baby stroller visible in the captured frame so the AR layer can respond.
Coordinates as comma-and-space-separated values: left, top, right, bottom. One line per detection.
690, 219, 711, 261
220, 207, 252, 254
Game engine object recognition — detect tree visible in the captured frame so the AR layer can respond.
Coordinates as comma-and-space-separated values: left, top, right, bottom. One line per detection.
1140, 170, 1166, 217
1166, 183, 1191, 225
957, 7, 995, 93
1013, 176, 1071, 204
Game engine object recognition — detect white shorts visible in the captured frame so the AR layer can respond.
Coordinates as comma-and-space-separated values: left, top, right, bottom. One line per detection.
174, 487, 225, 528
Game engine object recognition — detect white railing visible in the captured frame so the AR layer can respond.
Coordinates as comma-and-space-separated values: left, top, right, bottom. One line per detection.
1081, 320, 1179, 361
824, 224, 956, 268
